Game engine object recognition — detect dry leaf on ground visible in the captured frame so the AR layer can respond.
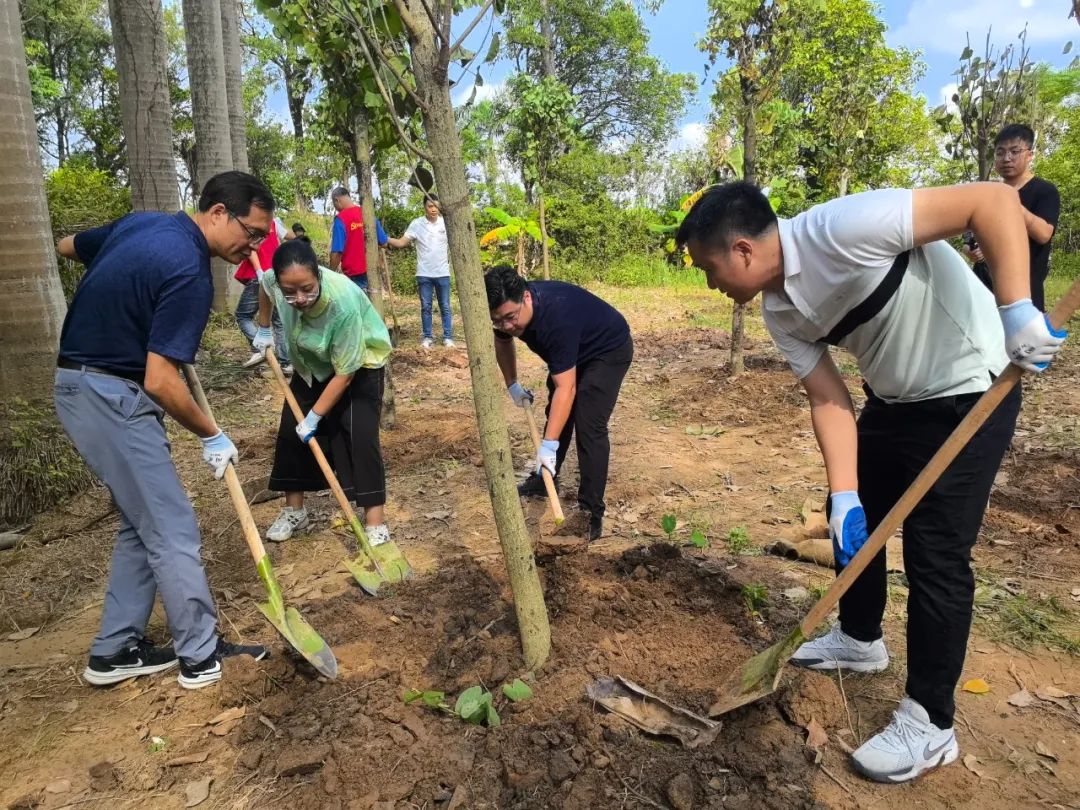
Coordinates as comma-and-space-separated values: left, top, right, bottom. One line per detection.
184, 777, 212, 808
805, 718, 828, 749
962, 754, 987, 778
962, 678, 990, 694
1007, 689, 1035, 708
1035, 740, 1058, 761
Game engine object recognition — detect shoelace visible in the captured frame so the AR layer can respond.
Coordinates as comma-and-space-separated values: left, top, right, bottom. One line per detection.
877, 709, 927, 754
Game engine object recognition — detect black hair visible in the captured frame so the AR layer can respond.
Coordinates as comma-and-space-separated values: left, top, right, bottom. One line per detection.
995, 123, 1035, 148
297, 234, 311, 244
291, 222, 306, 234
272, 239, 321, 282
425, 194, 440, 205
331, 186, 351, 200
675, 182, 777, 252
485, 264, 526, 310
197, 171, 275, 215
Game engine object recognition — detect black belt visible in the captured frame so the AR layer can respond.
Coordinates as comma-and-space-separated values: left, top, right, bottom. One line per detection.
57, 357, 144, 385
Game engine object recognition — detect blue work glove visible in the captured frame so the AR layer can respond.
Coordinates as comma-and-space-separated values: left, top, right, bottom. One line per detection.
999, 298, 1067, 373
295, 410, 322, 443
200, 431, 238, 480
536, 439, 558, 477
507, 381, 534, 408
828, 490, 868, 568
252, 325, 274, 353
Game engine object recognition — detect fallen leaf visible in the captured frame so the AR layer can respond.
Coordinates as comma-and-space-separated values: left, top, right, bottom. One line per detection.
1037, 759, 1056, 776
209, 719, 241, 736
184, 777, 212, 807
424, 509, 452, 521
1007, 689, 1035, 708
206, 707, 246, 726
4, 627, 41, 642
1035, 740, 1058, 761
805, 718, 828, 749
166, 751, 210, 767
44, 779, 71, 794
962, 754, 987, 778
58, 700, 78, 713
1035, 686, 1073, 709
962, 678, 991, 694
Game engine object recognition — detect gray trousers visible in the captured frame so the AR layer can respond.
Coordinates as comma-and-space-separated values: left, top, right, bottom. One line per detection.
54, 368, 218, 662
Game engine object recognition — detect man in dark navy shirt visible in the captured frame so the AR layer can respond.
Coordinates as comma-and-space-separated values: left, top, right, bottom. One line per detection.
54, 171, 274, 691
485, 265, 633, 541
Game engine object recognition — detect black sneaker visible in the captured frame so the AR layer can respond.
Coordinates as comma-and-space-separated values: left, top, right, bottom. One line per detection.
587, 513, 603, 542
518, 472, 558, 498
178, 638, 269, 690
83, 639, 178, 686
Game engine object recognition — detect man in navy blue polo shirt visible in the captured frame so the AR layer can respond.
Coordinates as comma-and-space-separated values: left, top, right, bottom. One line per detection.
485, 265, 633, 541
54, 171, 273, 690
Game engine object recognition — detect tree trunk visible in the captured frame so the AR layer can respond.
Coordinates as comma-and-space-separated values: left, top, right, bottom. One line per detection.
730, 86, 758, 377
109, 0, 179, 212
538, 190, 551, 281
353, 107, 397, 429
539, 0, 556, 79
182, 0, 234, 311
837, 167, 850, 198
408, 11, 550, 670
284, 66, 308, 210
0, 0, 68, 403
219, 0, 249, 172
516, 232, 525, 276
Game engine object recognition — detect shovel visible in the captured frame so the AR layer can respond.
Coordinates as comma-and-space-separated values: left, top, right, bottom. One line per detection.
709, 277, 1080, 718
183, 364, 338, 679
265, 352, 412, 595
523, 406, 564, 525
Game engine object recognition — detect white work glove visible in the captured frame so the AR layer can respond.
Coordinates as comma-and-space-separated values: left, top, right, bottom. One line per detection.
828, 491, 869, 568
200, 431, 238, 480
252, 325, 274, 353
999, 298, 1067, 373
536, 439, 558, 477
507, 381, 534, 408
295, 410, 322, 443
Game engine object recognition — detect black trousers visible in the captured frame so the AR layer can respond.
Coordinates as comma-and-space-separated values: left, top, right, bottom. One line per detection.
269, 368, 386, 509
838, 382, 1021, 729
544, 336, 633, 517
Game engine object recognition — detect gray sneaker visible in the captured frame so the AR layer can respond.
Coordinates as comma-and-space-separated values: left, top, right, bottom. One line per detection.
442, 338, 456, 348
852, 697, 959, 783
266, 507, 309, 542
420, 338, 434, 349
790, 623, 888, 672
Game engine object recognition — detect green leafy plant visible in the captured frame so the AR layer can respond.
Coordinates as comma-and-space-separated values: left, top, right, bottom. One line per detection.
742, 583, 769, 617
501, 678, 534, 702
455, 685, 501, 727
690, 529, 709, 549
726, 524, 751, 555
402, 689, 446, 709
660, 513, 677, 541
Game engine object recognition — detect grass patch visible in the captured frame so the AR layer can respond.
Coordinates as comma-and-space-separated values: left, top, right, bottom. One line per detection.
974, 575, 1080, 655
726, 524, 756, 555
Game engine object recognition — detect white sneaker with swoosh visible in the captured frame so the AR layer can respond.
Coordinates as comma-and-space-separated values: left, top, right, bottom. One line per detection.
852, 697, 959, 783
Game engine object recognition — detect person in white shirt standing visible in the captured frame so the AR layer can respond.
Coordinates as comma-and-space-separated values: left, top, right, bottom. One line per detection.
386, 196, 454, 348
677, 181, 1066, 784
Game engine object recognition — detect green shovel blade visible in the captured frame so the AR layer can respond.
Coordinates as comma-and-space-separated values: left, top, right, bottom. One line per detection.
256, 556, 338, 679
343, 554, 384, 597
369, 540, 412, 582
708, 626, 805, 717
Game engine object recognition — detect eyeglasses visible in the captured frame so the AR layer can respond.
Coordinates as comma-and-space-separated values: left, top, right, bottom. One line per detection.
994, 147, 1030, 160
228, 210, 268, 245
491, 300, 525, 328
283, 285, 320, 304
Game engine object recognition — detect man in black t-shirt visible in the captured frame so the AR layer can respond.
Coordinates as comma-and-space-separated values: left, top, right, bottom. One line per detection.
964, 123, 1060, 311
485, 265, 633, 541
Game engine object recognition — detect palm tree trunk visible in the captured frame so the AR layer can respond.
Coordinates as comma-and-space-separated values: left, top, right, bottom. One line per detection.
219, 0, 249, 172
109, 0, 178, 212
182, 0, 234, 311
0, 0, 68, 403
409, 9, 551, 670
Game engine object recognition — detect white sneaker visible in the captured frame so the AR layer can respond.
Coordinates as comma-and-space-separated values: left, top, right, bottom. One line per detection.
442, 338, 455, 348
243, 351, 266, 368
420, 338, 433, 349
266, 507, 309, 542
366, 523, 391, 547
790, 623, 889, 672
852, 697, 959, 783
281, 363, 293, 375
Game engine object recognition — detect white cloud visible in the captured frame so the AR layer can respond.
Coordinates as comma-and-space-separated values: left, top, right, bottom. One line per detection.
890, 0, 1070, 54
940, 82, 959, 113
670, 121, 707, 152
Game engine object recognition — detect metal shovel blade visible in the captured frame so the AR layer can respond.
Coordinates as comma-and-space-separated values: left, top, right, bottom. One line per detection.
342, 554, 384, 597
368, 540, 412, 582
708, 626, 806, 717
256, 557, 338, 679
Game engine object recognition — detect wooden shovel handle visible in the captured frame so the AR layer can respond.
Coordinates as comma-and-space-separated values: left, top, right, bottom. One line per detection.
182, 364, 269, 566
265, 353, 364, 529
524, 406, 565, 523
801, 276, 1080, 637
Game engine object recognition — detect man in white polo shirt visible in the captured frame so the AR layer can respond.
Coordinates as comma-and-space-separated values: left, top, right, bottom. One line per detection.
677, 182, 1066, 783
386, 195, 454, 348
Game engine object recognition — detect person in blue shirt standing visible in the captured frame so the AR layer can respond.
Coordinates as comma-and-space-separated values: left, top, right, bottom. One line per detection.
54, 171, 274, 691
485, 265, 633, 541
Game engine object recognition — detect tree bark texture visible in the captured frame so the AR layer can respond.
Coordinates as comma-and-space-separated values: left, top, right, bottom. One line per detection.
0, 0, 68, 403
539, 0, 556, 79
352, 108, 396, 429
108, 0, 179, 212
538, 190, 551, 281
219, 0, 249, 172
730, 84, 758, 377
408, 10, 551, 670
182, 0, 234, 310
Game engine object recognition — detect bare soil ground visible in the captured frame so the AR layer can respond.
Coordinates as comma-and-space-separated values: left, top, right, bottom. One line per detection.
2, 286, 1079, 810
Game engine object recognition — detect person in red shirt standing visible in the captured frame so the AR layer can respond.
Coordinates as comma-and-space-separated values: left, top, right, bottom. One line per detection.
235, 216, 290, 369
329, 187, 371, 292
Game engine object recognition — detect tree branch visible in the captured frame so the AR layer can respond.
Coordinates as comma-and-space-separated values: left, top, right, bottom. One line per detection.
390, 0, 423, 38
449, 0, 495, 56
335, 0, 428, 113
